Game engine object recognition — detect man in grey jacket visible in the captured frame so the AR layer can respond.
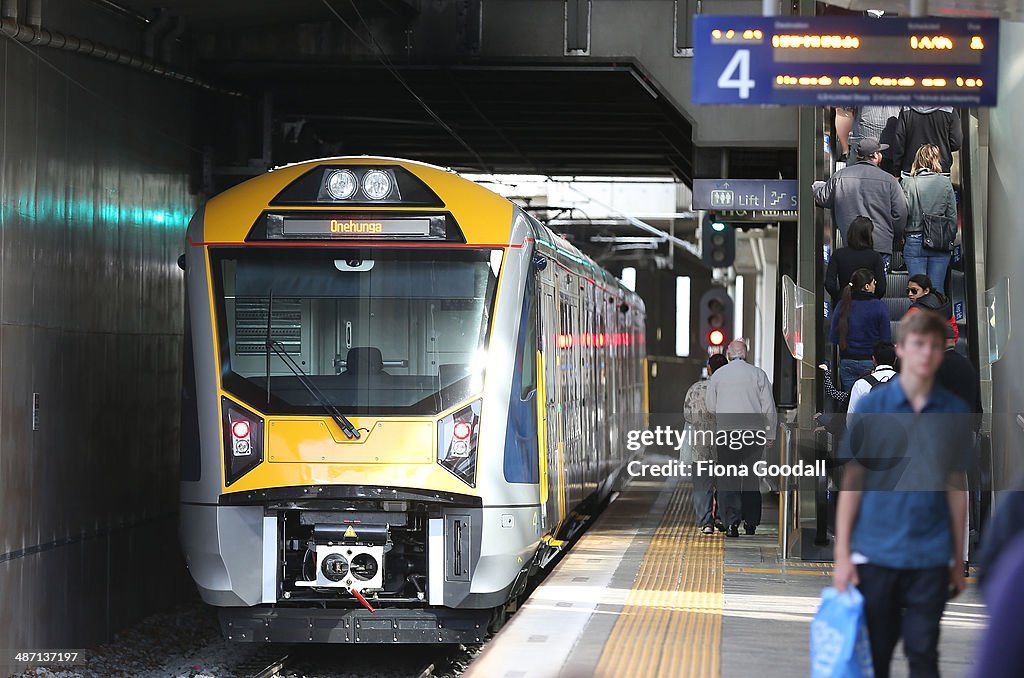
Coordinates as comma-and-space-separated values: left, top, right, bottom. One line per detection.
813, 137, 909, 272
705, 340, 778, 537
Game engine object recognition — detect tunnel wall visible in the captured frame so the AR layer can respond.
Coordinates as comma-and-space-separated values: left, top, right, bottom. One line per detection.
0, 1, 196, 650
985, 20, 1024, 493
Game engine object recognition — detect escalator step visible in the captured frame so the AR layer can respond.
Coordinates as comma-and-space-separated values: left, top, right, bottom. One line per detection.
883, 297, 911, 321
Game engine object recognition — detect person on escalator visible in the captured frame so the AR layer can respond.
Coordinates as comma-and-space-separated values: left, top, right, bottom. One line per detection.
813, 137, 908, 272
892, 106, 963, 175
824, 215, 887, 303
901, 144, 957, 294
905, 274, 959, 342
830, 268, 892, 392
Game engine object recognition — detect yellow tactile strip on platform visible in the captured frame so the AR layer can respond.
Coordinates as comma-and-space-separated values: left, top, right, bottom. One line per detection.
595, 481, 723, 678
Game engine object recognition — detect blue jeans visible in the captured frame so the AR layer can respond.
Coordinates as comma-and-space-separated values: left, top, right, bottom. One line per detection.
840, 358, 874, 392
903, 233, 951, 294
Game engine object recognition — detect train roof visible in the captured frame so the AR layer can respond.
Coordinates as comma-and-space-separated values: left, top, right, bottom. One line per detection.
197, 156, 514, 246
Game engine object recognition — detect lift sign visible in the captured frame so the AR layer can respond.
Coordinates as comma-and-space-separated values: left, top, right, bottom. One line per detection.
692, 16, 999, 106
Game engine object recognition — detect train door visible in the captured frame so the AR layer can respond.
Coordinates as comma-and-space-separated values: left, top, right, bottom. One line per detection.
560, 286, 583, 511
538, 268, 562, 533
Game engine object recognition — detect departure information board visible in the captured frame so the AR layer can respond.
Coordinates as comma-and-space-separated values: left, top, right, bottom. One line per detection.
692, 16, 999, 106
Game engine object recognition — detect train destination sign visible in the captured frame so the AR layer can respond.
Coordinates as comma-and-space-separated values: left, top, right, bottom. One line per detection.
692, 16, 1000, 106
692, 179, 799, 211
266, 213, 444, 239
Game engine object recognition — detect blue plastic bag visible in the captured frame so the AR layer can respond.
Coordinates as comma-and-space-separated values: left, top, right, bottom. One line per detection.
810, 586, 875, 678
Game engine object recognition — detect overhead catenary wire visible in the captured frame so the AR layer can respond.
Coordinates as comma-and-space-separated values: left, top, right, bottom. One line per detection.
319, 0, 491, 173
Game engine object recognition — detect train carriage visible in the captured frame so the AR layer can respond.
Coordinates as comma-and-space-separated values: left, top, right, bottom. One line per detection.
178, 157, 647, 643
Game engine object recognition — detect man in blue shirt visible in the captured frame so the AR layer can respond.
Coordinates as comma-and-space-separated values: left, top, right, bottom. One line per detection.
834, 311, 971, 678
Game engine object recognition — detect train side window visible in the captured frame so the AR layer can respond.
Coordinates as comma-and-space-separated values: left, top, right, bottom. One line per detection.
520, 275, 538, 400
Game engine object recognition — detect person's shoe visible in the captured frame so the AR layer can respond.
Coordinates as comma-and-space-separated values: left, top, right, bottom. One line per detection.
744, 523, 757, 535
727, 524, 740, 538
701, 524, 715, 535
714, 520, 726, 533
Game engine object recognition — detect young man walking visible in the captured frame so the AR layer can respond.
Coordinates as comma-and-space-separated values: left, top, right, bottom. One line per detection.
833, 311, 970, 678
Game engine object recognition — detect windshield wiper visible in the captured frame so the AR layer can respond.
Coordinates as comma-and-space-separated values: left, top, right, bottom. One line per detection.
266, 339, 361, 440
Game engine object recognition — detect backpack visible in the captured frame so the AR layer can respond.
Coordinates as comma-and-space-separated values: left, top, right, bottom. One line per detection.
862, 371, 894, 391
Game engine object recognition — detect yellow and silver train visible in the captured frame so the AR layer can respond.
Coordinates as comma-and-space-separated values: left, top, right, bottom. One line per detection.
178, 157, 647, 643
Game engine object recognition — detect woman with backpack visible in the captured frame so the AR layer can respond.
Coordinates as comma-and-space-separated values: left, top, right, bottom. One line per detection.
830, 268, 893, 391
900, 143, 958, 294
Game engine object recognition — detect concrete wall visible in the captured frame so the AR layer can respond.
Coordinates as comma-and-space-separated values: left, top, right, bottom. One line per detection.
0, 1, 196, 649
984, 20, 1024, 490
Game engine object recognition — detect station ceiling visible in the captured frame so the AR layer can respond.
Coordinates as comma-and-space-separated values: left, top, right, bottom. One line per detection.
109, 0, 695, 179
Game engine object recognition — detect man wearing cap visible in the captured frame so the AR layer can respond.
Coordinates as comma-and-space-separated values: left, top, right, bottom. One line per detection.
813, 137, 908, 272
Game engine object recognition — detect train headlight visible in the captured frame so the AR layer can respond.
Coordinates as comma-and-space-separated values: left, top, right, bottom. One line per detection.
361, 170, 393, 200
437, 401, 481, 486
222, 398, 264, 486
325, 169, 358, 200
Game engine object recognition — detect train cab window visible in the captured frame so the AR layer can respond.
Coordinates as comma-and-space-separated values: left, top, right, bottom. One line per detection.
211, 248, 501, 415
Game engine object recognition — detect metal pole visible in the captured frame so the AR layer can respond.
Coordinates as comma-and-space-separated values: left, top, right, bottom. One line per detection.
762, 0, 777, 16
910, 0, 928, 17
790, 0, 822, 560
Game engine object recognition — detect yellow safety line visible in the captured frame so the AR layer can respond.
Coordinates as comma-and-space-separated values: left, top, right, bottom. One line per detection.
595, 481, 723, 678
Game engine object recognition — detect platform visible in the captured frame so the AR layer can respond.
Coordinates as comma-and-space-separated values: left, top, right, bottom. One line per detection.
465, 468, 986, 678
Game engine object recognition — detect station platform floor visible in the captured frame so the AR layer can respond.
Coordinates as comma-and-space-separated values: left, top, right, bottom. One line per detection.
465, 468, 986, 678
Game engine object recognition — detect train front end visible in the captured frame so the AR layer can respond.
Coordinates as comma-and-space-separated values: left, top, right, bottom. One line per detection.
178, 158, 543, 643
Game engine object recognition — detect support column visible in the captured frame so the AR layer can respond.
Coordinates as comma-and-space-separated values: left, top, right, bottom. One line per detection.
791, 0, 826, 557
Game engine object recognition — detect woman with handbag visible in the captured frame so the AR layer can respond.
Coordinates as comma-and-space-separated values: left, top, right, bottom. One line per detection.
900, 143, 958, 293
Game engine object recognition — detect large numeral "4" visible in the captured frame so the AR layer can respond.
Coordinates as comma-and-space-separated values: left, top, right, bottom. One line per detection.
717, 49, 755, 100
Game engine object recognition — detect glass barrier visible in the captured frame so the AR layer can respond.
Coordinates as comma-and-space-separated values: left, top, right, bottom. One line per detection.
780, 274, 817, 364
985, 277, 1011, 365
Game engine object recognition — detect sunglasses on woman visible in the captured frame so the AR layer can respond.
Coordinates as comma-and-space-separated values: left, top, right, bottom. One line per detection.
907, 287, 923, 295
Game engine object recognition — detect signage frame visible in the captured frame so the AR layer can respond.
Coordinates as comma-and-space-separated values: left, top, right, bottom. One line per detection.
692, 15, 1000, 107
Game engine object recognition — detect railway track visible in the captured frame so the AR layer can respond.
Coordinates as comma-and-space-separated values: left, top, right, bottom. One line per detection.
230, 643, 469, 678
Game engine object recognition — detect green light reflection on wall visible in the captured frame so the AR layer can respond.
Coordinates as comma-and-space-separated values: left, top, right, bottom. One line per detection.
5, 193, 190, 230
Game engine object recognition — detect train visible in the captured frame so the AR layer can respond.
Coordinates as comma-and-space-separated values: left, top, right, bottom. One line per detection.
178, 157, 648, 643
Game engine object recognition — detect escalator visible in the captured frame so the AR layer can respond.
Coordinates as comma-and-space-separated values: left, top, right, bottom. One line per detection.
780, 106, 990, 560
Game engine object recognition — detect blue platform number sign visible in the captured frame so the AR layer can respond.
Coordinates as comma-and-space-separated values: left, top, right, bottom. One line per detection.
693, 16, 1000, 107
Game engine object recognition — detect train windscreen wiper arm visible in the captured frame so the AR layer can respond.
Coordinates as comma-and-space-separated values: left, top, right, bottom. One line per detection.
266, 340, 361, 440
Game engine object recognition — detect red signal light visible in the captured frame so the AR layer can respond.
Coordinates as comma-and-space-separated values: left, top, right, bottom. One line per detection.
453, 421, 472, 441
708, 329, 726, 346
231, 420, 251, 439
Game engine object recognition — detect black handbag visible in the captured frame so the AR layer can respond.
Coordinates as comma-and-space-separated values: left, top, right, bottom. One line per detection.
911, 177, 956, 252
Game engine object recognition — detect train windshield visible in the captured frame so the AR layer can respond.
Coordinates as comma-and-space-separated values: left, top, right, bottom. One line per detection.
212, 247, 502, 416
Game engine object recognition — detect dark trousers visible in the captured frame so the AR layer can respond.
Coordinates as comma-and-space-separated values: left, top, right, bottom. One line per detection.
857, 563, 948, 678
716, 443, 763, 527
692, 467, 716, 528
